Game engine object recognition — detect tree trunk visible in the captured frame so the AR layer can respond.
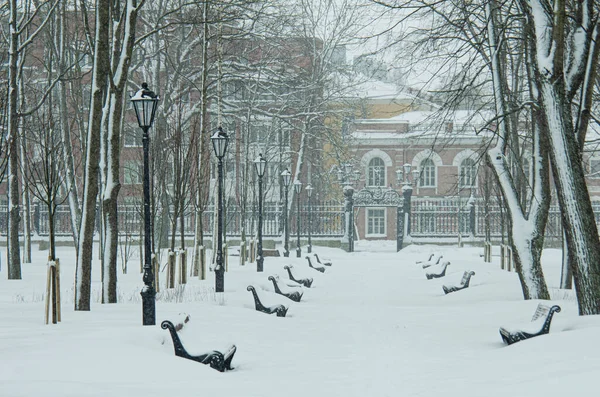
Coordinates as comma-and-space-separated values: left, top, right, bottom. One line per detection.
75, 0, 110, 311
58, 0, 81, 250
485, 0, 550, 299
7, 0, 21, 280
540, 81, 600, 314
19, 119, 31, 264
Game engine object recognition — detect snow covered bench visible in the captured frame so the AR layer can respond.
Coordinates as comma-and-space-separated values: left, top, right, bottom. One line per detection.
268, 276, 303, 302
161, 320, 237, 372
247, 286, 289, 317
284, 265, 313, 288
442, 270, 475, 294
499, 303, 561, 345
306, 256, 325, 273
421, 254, 443, 269
425, 261, 450, 279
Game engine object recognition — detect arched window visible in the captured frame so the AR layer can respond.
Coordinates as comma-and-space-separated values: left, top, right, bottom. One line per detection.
419, 158, 436, 187
368, 157, 386, 186
459, 158, 477, 187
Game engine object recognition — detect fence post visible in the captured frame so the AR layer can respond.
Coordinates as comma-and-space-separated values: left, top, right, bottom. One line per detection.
198, 246, 206, 280
153, 254, 160, 293
240, 240, 246, 266
44, 259, 60, 325
506, 246, 513, 272
500, 244, 506, 270
341, 186, 354, 252
396, 206, 404, 252
167, 250, 176, 288
249, 239, 256, 263
484, 241, 492, 263
55, 258, 61, 322
224, 243, 228, 272
178, 249, 187, 285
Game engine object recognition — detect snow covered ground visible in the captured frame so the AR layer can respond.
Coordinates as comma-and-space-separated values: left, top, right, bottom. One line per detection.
1, 241, 599, 397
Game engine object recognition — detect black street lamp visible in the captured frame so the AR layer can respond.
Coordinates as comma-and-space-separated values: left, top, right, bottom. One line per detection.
211, 127, 229, 293
131, 82, 159, 326
337, 163, 360, 252
254, 153, 267, 272
306, 183, 313, 254
294, 179, 302, 258
281, 169, 292, 257
397, 163, 418, 243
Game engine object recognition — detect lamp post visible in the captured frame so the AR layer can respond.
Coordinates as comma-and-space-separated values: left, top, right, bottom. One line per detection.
281, 169, 292, 257
337, 163, 360, 252
294, 179, 302, 257
211, 127, 229, 293
397, 163, 417, 244
131, 83, 159, 326
306, 184, 313, 254
467, 189, 476, 240
254, 153, 267, 272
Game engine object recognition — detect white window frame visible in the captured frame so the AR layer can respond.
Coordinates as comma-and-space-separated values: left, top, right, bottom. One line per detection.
367, 157, 386, 187
419, 158, 436, 188
459, 158, 478, 188
366, 207, 386, 237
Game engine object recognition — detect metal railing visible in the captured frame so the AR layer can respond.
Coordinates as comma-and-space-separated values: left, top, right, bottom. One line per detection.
410, 197, 569, 239
1, 200, 345, 238
2, 197, 593, 241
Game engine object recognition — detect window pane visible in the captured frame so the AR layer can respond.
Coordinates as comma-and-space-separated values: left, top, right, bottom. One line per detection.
368, 158, 385, 186
367, 208, 385, 235
460, 158, 477, 187
420, 158, 435, 187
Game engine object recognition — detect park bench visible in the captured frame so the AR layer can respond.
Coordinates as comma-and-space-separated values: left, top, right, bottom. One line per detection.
499, 303, 561, 345
416, 253, 434, 264
442, 270, 475, 294
284, 265, 313, 288
247, 286, 288, 317
305, 256, 326, 273
422, 254, 443, 269
313, 253, 332, 266
161, 320, 236, 372
426, 261, 451, 280
268, 276, 303, 302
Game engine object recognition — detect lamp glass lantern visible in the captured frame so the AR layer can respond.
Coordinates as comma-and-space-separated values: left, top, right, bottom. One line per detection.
412, 169, 420, 184
131, 83, 159, 129
337, 168, 344, 183
254, 153, 267, 177
294, 179, 302, 193
403, 163, 412, 176
306, 183, 313, 197
396, 169, 404, 185
281, 169, 292, 187
211, 127, 228, 159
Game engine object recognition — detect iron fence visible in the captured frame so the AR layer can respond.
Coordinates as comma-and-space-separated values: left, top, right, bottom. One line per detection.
3, 197, 596, 241
1, 200, 345, 238
410, 197, 571, 239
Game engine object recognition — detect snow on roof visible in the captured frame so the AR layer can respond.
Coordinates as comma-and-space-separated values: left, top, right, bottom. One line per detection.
351, 79, 416, 100
389, 109, 495, 125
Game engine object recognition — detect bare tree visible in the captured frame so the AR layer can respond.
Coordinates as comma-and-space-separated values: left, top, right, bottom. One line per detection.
75, 0, 111, 311
5, 0, 59, 279
99, 0, 146, 304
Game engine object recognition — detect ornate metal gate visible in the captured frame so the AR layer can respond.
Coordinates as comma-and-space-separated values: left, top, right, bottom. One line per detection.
352, 187, 405, 251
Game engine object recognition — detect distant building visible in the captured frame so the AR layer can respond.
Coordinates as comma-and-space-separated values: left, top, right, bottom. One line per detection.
347, 107, 492, 241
